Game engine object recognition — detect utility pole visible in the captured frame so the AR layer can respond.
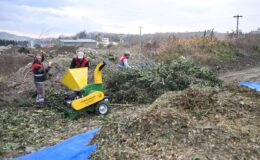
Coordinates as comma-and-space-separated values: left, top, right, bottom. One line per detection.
233, 14, 243, 38
138, 26, 142, 53
119, 34, 123, 44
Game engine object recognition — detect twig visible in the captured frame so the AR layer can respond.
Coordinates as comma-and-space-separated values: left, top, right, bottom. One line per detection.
110, 103, 134, 107
22, 69, 32, 84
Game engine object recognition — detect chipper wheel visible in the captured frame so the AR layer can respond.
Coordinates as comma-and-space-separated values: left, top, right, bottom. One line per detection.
95, 101, 109, 115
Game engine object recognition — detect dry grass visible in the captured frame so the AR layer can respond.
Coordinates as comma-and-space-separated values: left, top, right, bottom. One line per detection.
0, 54, 31, 75
155, 37, 243, 63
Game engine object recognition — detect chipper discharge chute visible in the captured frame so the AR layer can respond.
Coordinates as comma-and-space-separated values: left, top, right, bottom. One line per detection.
59, 61, 110, 119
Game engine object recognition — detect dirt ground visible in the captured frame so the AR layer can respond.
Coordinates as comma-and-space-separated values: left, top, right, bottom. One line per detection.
0, 53, 31, 76
207, 54, 260, 74
208, 53, 260, 85
220, 66, 260, 84
0, 47, 259, 160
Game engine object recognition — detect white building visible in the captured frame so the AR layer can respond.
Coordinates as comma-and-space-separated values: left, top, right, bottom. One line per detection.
60, 39, 97, 48
29, 41, 34, 48
101, 37, 110, 47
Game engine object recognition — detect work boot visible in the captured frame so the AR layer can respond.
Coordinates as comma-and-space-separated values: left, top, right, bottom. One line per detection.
35, 102, 45, 108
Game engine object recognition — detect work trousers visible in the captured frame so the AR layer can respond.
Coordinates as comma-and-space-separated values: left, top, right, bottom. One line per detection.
35, 82, 44, 104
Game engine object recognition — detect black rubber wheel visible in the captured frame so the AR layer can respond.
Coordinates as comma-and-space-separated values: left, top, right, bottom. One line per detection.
95, 102, 109, 115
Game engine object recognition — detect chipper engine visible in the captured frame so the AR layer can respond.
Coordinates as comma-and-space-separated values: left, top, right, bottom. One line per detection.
59, 61, 110, 119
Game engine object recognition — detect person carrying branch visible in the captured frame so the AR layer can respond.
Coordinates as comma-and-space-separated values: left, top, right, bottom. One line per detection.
31, 51, 52, 105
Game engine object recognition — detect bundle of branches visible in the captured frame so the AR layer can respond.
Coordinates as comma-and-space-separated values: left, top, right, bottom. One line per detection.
105, 58, 222, 104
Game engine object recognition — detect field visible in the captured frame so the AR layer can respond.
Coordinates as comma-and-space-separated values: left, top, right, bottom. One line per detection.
0, 36, 259, 160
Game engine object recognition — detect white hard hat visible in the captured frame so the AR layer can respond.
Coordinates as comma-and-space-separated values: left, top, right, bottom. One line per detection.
77, 51, 84, 59
124, 51, 131, 55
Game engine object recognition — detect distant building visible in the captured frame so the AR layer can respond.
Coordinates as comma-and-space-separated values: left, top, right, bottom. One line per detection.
111, 42, 119, 46
250, 28, 260, 34
119, 34, 125, 43
101, 37, 109, 47
60, 39, 97, 48
29, 41, 34, 48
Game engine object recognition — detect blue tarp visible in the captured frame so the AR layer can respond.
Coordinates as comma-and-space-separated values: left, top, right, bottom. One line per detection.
240, 82, 260, 92
13, 128, 100, 160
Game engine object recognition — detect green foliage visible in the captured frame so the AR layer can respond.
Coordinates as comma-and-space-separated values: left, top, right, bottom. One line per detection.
34, 44, 41, 49
0, 146, 5, 155
0, 39, 15, 46
108, 51, 117, 61
75, 31, 87, 39
98, 43, 104, 49
192, 155, 200, 160
106, 58, 222, 104
18, 47, 30, 53
63, 60, 72, 68
0, 39, 28, 47
15, 99, 35, 108
86, 51, 97, 59
46, 89, 65, 108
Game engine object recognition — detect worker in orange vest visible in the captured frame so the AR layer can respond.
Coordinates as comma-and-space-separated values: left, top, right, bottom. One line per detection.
117, 51, 132, 69
70, 51, 89, 68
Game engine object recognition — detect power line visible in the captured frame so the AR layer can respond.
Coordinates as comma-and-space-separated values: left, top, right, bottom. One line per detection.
233, 14, 243, 38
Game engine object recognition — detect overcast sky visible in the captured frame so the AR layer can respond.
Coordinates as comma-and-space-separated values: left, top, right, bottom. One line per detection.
0, 0, 259, 38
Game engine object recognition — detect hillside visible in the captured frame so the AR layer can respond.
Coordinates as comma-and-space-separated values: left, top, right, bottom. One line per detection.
0, 32, 33, 41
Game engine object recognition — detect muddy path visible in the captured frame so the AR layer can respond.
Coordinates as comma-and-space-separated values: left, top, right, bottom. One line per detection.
219, 66, 260, 84
207, 54, 260, 84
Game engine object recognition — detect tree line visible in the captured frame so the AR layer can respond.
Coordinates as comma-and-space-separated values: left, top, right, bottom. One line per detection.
0, 39, 29, 47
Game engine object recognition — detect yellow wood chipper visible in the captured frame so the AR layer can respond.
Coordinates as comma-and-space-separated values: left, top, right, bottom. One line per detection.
59, 61, 110, 119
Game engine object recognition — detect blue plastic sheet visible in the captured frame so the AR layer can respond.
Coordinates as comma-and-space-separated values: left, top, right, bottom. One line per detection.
13, 128, 100, 160
240, 82, 260, 92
